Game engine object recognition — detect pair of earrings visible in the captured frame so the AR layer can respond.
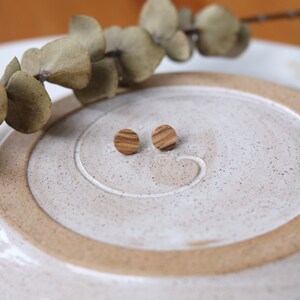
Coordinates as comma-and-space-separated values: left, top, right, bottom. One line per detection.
114, 124, 177, 155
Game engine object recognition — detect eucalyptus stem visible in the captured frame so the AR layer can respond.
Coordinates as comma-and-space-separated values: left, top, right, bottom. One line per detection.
183, 9, 300, 37
184, 28, 200, 36
105, 49, 122, 58
104, 51, 126, 84
33, 70, 48, 84
241, 9, 300, 23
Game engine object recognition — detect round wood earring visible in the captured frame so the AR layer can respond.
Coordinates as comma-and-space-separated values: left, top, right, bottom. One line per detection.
114, 129, 140, 155
152, 124, 177, 151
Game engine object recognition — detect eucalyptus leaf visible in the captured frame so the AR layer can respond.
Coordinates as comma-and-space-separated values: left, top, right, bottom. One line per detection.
139, 0, 178, 40
40, 38, 91, 89
104, 26, 164, 83
118, 27, 165, 83
1, 57, 21, 86
161, 30, 193, 61
69, 15, 106, 62
5, 71, 52, 134
178, 7, 194, 30
21, 48, 41, 77
74, 58, 118, 105
194, 4, 240, 56
225, 23, 251, 57
0, 82, 7, 125
104, 26, 122, 52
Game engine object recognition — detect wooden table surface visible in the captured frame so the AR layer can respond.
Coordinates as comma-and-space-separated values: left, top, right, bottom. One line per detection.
0, 0, 299, 44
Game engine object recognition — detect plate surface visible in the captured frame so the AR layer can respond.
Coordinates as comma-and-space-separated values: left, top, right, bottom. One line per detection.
0, 73, 300, 298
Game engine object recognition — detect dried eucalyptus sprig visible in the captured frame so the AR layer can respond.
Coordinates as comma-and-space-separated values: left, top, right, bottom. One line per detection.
140, 0, 193, 61
140, 0, 250, 58
5, 71, 52, 134
21, 38, 91, 89
74, 57, 119, 105
69, 15, 106, 62
0, 0, 298, 134
68, 16, 118, 104
1, 57, 51, 133
194, 4, 242, 56
71, 20, 164, 105
104, 26, 164, 83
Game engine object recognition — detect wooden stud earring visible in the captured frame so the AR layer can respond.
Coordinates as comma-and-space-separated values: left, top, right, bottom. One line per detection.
114, 129, 140, 155
152, 124, 177, 151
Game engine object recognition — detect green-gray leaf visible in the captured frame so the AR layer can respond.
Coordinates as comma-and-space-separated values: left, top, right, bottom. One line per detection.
40, 38, 91, 89
74, 58, 119, 105
21, 48, 41, 77
104, 26, 164, 83
0, 82, 7, 125
194, 4, 240, 56
104, 26, 122, 53
178, 7, 194, 30
69, 15, 106, 62
225, 23, 251, 57
1, 57, 21, 86
160, 30, 193, 61
118, 27, 165, 83
139, 0, 178, 40
5, 71, 52, 134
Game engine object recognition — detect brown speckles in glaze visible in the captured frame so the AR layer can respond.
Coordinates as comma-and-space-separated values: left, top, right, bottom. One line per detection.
148, 154, 200, 187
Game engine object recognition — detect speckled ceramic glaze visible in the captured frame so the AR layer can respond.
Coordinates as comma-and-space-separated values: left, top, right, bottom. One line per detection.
28, 86, 300, 252
0, 73, 299, 298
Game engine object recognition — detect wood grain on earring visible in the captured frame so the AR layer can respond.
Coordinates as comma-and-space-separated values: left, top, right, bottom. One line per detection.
152, 125, 177, 151
114, 129, 140, 155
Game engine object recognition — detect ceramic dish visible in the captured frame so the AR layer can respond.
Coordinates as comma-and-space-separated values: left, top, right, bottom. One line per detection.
0, 73, 299, 299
